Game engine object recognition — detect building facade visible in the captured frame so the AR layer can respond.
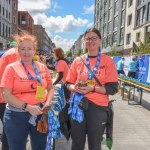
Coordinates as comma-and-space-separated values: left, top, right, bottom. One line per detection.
94, 0, 126, 53
12, 0, 18, 35
94, 0, 150, 54
33, 25, 54, 54
124, 0, 150, 53
0, 0, 13, 49
18, 11, 34, 34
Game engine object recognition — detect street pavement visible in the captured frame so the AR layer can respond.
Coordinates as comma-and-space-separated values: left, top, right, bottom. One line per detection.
55, 91, 150, 150
0, 91, 150, 150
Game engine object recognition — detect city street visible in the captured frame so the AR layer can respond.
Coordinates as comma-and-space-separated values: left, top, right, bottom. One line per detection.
1, 92, 150, 150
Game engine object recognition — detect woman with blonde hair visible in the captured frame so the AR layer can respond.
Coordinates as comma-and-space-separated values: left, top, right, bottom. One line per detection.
1, 32, 54, 150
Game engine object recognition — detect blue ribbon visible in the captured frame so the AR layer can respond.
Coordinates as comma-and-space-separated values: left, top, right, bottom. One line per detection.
21, 60, 42, 84
86, 52, 101, 80
68, 93, 84, 123
47, 109, 62, 150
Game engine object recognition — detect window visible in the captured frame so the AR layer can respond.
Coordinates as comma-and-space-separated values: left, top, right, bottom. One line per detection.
148, 3, 150, 21
108, 8, 112, 21
9, 12, 10, 20
113, 16, 118, 30
137, 0, 146, 6
2, 23, 4, 36
120, 28, 124, 45
107, 21, 111, 33
103, 24, 107, 37
128, 14, 132, 26
107, 35, 111, 46
2, 7, 4, 16
0, 22, 1, 35
136, 32, 140, 42
126, 33, 131, 44
113, 32, 117, 44
136, 6, 146, 26
129, 0, 133, 7
13, 17, 16, 23
13, 3, 16, 9
114, 0, 119, 16
122, 0, 126, 9
6, 10, 8, 18
121, 10, 125, 26
108, 0, 112, 7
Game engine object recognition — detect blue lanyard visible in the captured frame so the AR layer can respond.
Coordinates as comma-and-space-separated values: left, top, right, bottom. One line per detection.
21, 60, 42, 84
86, 52, 101, 80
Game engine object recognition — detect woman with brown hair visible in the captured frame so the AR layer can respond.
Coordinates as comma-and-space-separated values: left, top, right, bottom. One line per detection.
52, 47, 71, 102
66, 27, 118, 150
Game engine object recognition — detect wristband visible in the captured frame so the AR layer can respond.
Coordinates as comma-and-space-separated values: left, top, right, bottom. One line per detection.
22, 103, 28, 110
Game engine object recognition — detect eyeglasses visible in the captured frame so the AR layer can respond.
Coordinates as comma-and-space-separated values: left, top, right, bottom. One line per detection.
85, 36, 98, 42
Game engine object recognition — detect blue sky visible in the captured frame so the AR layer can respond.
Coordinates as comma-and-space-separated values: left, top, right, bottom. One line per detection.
18, 0, 94, 51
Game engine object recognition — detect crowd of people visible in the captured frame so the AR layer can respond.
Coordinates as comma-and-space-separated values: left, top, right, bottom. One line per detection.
0, 28, 120, 150
116, 55, 138, 79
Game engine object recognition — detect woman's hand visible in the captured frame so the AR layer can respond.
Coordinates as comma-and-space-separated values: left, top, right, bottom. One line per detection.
77, 85, 94, 94
42, 101, 51, 111
70, 83, 93, 94
26, 105, 43, 117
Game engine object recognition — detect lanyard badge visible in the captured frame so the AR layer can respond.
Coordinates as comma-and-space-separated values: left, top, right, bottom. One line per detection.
86, 52, 101, 80
21, 60, 45, 100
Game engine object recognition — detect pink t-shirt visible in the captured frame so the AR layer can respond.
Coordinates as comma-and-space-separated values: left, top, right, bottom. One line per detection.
66, 54, 118, 106
1, 61, 52, 105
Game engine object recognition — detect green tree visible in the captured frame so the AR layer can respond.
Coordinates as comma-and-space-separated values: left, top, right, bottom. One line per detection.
84, 48, 88, 54
66, 50, 72, 57
77, 49, 81, 56
138, 40, 150, 54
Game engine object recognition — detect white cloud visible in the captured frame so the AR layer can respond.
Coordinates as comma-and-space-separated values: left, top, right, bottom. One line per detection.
33, 13, 89, 33
53, 35, 75, 51
51, 1, 60, 12
18, 0, 51, 14
18, 0, 89, 33
83, 4, 94, 14
87, 22, 94, 28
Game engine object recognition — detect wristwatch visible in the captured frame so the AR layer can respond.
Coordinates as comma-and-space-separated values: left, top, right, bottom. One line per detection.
22, 103, 28, 110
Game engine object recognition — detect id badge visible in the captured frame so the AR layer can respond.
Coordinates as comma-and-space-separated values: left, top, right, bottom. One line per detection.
35, 86, 45, 100
86, 80, 95, 86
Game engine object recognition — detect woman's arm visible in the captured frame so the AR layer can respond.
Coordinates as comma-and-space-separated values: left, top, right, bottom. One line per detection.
2, 88, 43, 117
42, 83, 54, 109
53, 72, 63, 85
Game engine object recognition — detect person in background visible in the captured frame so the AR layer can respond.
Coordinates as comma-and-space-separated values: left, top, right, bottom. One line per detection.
53, 47, 71, 102
0, 42, 18, 150
1, 33, 54, 150
116, 57, 125, 75
66, 27, 118, 150
128, 56, 137, 78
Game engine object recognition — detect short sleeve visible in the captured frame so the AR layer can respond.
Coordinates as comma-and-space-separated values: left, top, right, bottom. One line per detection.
1, 65, 15, 88
57, 60, 66, 72
66, 59, 78, 83
105, 57, 118, 83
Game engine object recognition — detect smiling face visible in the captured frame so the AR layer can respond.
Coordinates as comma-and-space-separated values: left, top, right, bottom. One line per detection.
84, 31, 101, 54
18, 40, 35, 65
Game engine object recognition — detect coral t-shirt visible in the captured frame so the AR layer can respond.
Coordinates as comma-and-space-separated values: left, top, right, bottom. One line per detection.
0, 48, 18, 103
0, 61, 52, 105
56, 60, 69, 83
66, 54, 118, 106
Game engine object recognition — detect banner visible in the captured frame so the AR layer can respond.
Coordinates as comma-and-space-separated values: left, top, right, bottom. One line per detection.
113, 55, 150, 83
136, 55, 149, 82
